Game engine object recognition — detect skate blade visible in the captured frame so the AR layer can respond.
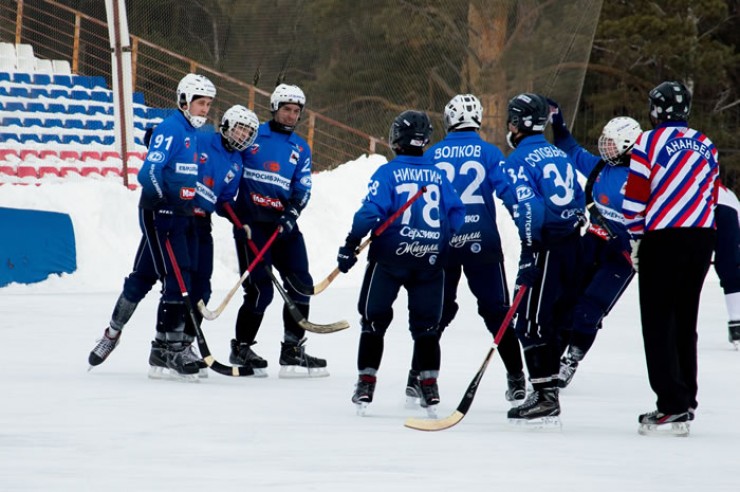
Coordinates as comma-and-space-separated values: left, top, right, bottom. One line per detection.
250, 368, 269, 378
733, 341, 739, 351
404, 396, 421, 410
354, 402, 369, 416
423, 405, 439, 419
147, 366, 199, 383
638, 422, 689, 437
508, 416, 562, 430
278, 365, 330, 379
198, 368, 209, 379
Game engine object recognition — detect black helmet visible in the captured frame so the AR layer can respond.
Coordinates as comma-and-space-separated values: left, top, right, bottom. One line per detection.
389, 110, 432, 154
649, 81, 691, 123
507, 93, 549, 134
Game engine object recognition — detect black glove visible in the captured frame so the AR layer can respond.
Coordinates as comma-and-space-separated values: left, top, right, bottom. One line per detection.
278, 206, 300, 236
547, 98, 568, 138
337, 235, 361, 273
233, 223, 251, 243
516, 242, 542, 288
153, 208, 174, 233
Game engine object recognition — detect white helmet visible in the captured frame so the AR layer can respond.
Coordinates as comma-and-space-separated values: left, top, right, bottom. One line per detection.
597, 116, 642, 165
220, 105, 259, 151
176, 73, 217, 128
270, 83, 306, 112
444, 94, 483, 132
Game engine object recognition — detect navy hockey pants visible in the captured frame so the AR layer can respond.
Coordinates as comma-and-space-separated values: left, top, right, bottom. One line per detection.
714, 204, 740, 295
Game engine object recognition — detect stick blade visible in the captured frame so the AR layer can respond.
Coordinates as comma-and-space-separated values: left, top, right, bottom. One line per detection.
196, 300, 220, 321
404, 411, 465, 432
298, 319, 350, 334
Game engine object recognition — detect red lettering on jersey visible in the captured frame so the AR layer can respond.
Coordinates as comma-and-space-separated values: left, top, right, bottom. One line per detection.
250, 192, 284, 210
180, 187, 196, 200
264, 161, 281, 172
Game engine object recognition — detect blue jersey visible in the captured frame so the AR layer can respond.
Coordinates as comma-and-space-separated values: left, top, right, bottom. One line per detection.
194, 132, 243, 216
426, 131, 507, 263
349, 154, 465, 269
138, 110, 200, 215
554, 132, 631, 250
237, 122, 312, 223
500, 134, 585, 246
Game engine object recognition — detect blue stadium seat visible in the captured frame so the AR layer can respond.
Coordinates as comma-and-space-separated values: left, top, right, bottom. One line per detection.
64, 119, 85, 129
3, 102, 25, 112
88, 105, 107, 116
60, 134, 83, 144
3, 117, 23, 127
45, 118, 63, 128
39, 134, 63, 144
22, 118, 43, 128
67, 104, 86, 114
49, 88, 70, 99
90, 90, 112, 103
70, 89, 89, 100
134, 106, 147, 118
53, 75, 74, 87
86, 120, 104, 130
33, 73, 52, 85
8, 86, 30, 98
0, 72, 10, 82
71, 75, 88, 88
100, 135, 115, 145
102, 120, 114, 130
26, 102, 46, 113
133, 92, 145, 104
11, 72, 32, 84
0, 86, 9, 97
18, 133, 43, 144
88, 75, 107, 89
0, 131, 20, 142
46, 103, 66, 113
30, 87, 51, 98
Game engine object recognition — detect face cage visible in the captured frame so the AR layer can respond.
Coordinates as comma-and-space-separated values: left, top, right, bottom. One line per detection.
226, 122, 256, 151
598, 134, 623, 164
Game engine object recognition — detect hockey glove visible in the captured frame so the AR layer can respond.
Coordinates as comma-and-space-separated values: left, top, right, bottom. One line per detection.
516, 243, 542, 288
547, 98, 568, 139
337, 235, 361, 273
278, 206, 300, 236
629, 239, 641, 273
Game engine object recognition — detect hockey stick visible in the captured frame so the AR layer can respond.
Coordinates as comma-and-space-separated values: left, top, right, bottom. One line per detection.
164, 239, 254, 377
223, 204, 349, 334
404, 285, 527, 431
287, 185, 428, 296
196, 227, 279, 321
584, 160, 616, 240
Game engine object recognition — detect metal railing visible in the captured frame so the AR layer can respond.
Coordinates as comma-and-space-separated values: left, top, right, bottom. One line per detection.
0, 0, 392, 172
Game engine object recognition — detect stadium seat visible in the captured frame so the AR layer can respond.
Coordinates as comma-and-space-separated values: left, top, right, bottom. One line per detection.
67, 104, 86, 114
88, 76, 107, 89
35, 61, 53, 76
59, 166, 82, 178
65, 119, 85, 129
102, 120, 114, 130
52, 74, 73, 87
52, 59, 72, 75
100, 166, 121, 177
19, 149, 40, 160
0, 131, 20, 143
85, 119, 104, 130
3, 117, 23, 127
3, 101, 26, 112
0, 149, 19, 162
23, 118, 44, 128
16, 165, 38, 179
48, 88, 70, 99
0, 164, 16, 177
0, 86, 9, 97
81, 151, 102, 161
71, 89, 89, 100
26, 102, 46, 113
90, 90, 112, 103
33, 73, 52, 85
0, 71, 10, 82
88, 105, 107, 116
29, 87, 51, 98
8, 86, 30, 98
60, 134, 83, 145
11, 72, 32, 84
44, 118, 63, 128
38, 149, 59, 160
133, 92, 145, 104
39, 134, 63, 144
38, 166, 61, 179
59, 150, 80, 161
100, 151, 120, 162
80, 166, 103, 177
46, 103, 66, 113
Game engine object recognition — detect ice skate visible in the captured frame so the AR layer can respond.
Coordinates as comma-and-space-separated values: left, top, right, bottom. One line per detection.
182, 343, 208, 378
147, 340, 199, 383
88, 327, 121, 369
637, 410, 690, 437
352, 375, 376, 416
729, 321, 740, 350
504, 371, 526, 403
230, 339, 268, 377
558, 346, 584, 388
278, 338, 329, 378
508, 388, 561, 429
419, 378, 440, 418
404, 370, 422, 409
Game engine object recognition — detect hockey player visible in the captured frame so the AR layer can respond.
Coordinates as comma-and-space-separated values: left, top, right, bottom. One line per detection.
549, 103, 639, 388
714, 175, 740, 348
87, 100, 260, 382
498, 93, 586, 426
337, 110, 465, 415
420, 94, 526, 405
230, 83, 326, 378
623, 81, 719, 436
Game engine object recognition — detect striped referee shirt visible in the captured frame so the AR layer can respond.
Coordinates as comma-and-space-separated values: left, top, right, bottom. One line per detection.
622, 121, 719, 236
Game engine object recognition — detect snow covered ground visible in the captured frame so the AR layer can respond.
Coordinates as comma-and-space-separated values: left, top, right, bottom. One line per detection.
1, 155, 737, 491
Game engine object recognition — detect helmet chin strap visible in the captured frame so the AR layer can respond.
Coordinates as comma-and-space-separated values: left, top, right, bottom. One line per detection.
506, 131, 519, 150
